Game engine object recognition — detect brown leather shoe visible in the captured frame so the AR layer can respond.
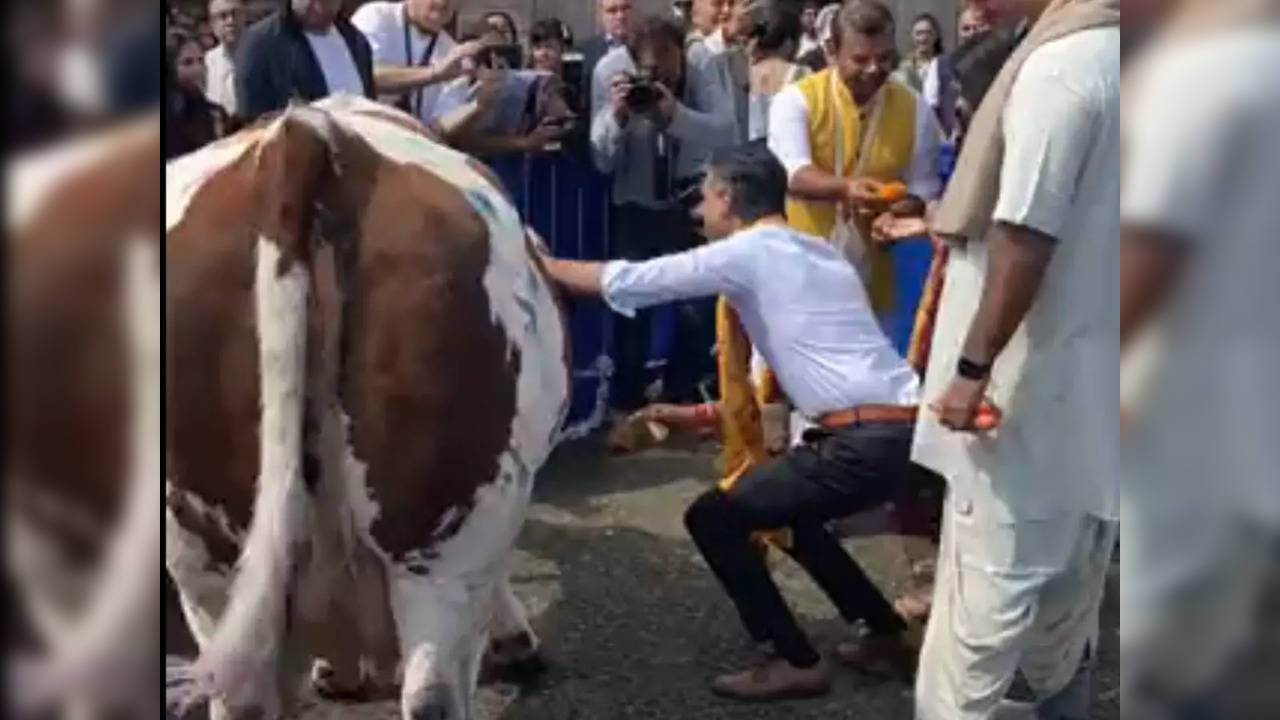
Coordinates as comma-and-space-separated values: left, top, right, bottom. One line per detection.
711, 657, 831, 701
834, 632, 916, 681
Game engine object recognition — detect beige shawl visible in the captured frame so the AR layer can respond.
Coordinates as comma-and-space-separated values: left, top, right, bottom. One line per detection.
931, 0, 1121, 241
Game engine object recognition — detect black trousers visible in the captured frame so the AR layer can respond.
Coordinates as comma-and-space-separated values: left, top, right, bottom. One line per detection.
684, 421, 921, 667
608, 202, 715, 411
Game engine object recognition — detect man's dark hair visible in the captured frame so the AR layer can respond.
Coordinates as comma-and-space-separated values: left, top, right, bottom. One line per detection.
530, 18, 570, 48
482, 10, 520, 42
832, 0, 895, 48
948, 28, 1017, 111
627, 15, 686, 58
749, 1, 802, 57
706, 141, 789, 224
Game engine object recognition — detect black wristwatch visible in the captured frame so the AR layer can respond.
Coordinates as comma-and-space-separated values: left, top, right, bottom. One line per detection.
957, 356, 992, 381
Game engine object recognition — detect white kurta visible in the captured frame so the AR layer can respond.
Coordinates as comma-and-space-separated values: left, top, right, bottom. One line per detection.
913, 27, 1121, 720
1120, 27, 1280, 704
911, 27, 1121, 526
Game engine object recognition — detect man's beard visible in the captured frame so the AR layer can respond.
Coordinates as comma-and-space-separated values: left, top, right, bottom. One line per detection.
851, 74, 888, 104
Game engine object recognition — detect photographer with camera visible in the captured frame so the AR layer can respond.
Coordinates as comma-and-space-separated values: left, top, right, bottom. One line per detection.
591, 15, 736, 415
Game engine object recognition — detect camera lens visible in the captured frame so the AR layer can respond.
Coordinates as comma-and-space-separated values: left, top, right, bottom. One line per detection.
625, 83, 655, 112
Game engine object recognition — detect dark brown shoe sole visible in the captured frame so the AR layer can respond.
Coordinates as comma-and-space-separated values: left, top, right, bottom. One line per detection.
710, 680, 832, 703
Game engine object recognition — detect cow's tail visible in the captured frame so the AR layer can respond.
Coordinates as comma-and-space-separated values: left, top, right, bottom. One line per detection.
168, 236, 313, 716
10, 237, 162, 716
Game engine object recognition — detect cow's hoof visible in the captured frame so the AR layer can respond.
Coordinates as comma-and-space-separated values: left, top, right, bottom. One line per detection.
480, 632, 547, 686
309, 660, 368, 702
404, 682, 458, 720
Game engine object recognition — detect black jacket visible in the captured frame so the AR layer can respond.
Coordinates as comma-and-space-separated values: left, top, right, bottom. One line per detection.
235, 9, 375, 122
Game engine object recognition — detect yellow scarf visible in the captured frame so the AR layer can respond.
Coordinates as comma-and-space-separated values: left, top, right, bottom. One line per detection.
711, 221, 790, 549
786, 69, 918, 316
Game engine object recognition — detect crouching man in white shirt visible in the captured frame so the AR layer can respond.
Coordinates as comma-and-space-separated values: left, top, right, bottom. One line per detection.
540, 140, 933, 701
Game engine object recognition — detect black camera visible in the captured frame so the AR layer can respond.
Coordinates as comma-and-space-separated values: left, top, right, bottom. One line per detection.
624, 71, 659, 113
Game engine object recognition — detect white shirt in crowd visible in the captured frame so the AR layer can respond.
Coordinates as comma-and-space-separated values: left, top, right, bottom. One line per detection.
305, 27, 366, 97
912, 26, 1121, 524
689, 29, 751, 144
205, 43, 238, 115
920, 57, 941, 113
602, 223, 921, 418
352, 0, 457, 125
767, 79, 943, 201
1122, 27, 1280, 525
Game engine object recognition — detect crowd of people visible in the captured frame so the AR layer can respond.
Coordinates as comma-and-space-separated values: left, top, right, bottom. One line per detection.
155, 0, 1126, 716
157, 0, 1019, 425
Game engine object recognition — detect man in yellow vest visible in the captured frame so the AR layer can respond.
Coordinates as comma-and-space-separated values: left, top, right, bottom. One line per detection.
767, 0, 942, 319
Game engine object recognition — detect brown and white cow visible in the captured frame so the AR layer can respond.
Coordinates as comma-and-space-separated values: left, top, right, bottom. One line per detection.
164, 95, 570, 720
6, 117, 162, 718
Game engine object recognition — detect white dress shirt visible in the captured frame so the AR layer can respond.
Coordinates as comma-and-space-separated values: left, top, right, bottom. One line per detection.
602, 223, 920, 417
767, 79, 943, 201
351, 0, 457, 125
305, 27, 366, 97
204, 43, 238, 115
912, 27, 1121, 524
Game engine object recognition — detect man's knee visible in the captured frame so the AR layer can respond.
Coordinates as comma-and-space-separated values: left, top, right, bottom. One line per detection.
684, 490, 735, 540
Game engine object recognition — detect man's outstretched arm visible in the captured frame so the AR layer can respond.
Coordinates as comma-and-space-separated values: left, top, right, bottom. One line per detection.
542, 258, 606, 297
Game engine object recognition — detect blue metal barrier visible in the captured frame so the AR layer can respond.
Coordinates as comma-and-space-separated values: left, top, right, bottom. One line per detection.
493, 151, 618, 436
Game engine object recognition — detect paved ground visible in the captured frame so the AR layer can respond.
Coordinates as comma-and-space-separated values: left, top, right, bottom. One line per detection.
171, 435, 1120, 720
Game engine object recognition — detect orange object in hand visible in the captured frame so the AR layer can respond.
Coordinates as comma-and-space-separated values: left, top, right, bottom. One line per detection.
877, 180, 909, 202
974, 401, 1003, 431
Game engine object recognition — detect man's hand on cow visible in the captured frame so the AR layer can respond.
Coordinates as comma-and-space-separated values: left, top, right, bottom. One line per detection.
930, 375, 992, 433
610, 73, 632, 125
525, 227, 551, 257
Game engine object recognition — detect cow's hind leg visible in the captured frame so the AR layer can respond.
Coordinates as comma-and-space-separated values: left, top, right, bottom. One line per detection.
390, 576, 496, 720
482, 575, 545, 684
165, 506, 233, 720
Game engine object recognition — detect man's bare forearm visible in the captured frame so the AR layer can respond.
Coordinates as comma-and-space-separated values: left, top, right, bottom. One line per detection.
961, 222, 1056, 364
788, 166, 849, 203
371, 64, 452, 94
450, 129, 532, 156
1120, 227, 1187, 349
544, 258, 605, 296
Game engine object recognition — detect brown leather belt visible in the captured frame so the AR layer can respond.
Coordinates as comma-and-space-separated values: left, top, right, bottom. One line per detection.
819, 404, 919, 429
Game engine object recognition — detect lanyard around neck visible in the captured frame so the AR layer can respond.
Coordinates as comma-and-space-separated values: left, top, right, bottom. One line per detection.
402, 5, 440, 117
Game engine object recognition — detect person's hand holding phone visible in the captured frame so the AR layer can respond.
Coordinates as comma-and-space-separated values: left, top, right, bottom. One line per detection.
522, 118, 571, 153
437, 39, 488, 82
